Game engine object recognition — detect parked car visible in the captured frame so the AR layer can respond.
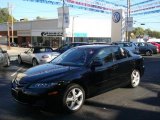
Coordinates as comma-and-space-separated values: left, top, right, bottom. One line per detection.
10, 42, 18, 47
18, 46, 60, 66
92, 42, 107, 45
53, 42, 90, 53
149, 42, 160, 53
0, 47, 10, 67
12, 45, 145, 112
135, 42, 158, 56
111, 42, 139, 54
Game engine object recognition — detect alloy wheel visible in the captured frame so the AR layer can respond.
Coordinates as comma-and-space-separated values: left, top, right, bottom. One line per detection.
131, 70, 140, 88
18, 56, 22, 64
66, 88, 84, 111
145, 51, 152, 56
32, 59, 38, 66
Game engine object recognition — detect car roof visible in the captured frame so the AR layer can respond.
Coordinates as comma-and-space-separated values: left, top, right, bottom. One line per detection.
75, 44, 117, 49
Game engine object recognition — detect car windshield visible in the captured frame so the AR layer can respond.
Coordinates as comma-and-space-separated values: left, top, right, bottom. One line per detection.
51, 47, 97, 66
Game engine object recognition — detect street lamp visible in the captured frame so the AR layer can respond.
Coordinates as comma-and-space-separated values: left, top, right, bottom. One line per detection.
126, 0, 131, 42
72, 16, 78, 43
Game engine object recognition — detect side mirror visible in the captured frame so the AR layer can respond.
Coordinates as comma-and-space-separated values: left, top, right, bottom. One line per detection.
91, 60, 103, 67
24, 51, 27, 54
2, 50, 7, 53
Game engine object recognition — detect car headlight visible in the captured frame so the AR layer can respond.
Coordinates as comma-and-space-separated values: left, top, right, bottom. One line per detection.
29, 82, 57, 88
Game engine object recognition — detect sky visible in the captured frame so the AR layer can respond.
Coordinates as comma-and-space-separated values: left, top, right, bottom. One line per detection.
0, 0, 160, 32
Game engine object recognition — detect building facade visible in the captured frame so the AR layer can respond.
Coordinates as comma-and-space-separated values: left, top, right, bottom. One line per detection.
0, 18, 111, 48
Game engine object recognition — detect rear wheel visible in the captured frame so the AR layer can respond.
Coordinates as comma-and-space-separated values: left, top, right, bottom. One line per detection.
18, 56, 22, 64
145, 50, 152, 56
129, 69, 140, 88
4, 57, 10, 67
62, 84, 85, 113
32, 58, 38, 66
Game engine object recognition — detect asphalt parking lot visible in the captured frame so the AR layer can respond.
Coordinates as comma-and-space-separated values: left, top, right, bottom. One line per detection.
0, 55, 160, 120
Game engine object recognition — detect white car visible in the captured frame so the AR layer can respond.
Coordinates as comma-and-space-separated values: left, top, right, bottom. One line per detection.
18, 47, 60, 66
0, 47, 10, 67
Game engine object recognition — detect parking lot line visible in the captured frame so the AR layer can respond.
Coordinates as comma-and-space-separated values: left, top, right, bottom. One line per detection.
11, 67, 23, 77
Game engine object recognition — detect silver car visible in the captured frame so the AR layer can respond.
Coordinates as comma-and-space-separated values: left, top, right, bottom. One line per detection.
112, 42, 140, 54
0, 47, 10, 67
18, 47, 60, 66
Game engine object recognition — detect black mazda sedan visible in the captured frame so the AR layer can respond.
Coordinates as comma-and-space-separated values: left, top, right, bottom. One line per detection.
11, 45, 145, 112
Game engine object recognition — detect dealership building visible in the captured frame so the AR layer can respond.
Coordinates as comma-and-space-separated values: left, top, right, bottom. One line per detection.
0, 17, 111, 47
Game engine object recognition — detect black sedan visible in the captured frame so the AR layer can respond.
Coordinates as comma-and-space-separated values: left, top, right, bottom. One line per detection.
11, 45, 145, 112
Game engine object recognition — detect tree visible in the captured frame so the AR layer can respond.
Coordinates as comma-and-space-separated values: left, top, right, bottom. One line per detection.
36, 16, 45, 20
132, 27, 144, 38
20, 18, 29, 21
0, 8, 16, 23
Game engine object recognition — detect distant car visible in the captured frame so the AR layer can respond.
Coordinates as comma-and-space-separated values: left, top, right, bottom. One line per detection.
0, 47, 10, 67
92, 42, 107, 45
12, 45, 145, 113
10, 42, 18, 47
136, 42, 158, 56
18, 46, 60, 66
112, 42, 139, 54
149, 42, 160, 53
53, 42, 90, 53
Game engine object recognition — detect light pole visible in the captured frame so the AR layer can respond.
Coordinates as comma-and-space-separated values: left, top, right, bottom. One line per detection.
72, 16, 78, 43
62, 0, 65, 45
126, 0, 131, 42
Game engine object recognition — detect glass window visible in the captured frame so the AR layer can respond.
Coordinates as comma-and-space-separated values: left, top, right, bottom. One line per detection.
51, 48, 97, 66
95, 48, 113, 63
112, 47, 128, 60
0, 48, 2, 53
45, 48, 53, 52
27, 48, 34, 54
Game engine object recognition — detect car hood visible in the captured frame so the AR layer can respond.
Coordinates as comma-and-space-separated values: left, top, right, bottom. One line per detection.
18, 63, 81, 84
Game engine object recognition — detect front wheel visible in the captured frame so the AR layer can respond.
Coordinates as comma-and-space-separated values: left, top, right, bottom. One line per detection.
129, 69, 140, 88
32, 58, 38, 66
62, 84, 85, 113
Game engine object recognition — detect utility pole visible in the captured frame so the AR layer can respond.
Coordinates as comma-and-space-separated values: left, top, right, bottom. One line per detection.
11, 4, 14, 43
7, 3, 11, 49
126, 0, 131, 42
128, 0, 131, 42
62, 0, 65, 45
72, 16, 78, 43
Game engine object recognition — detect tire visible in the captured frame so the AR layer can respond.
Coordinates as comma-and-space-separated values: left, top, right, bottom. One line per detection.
4, 57, 10, 67
32, 58, 38, 66
18, 56, 22, 64
62, 84, 85, 113
145, 50, 152, 56
129, 69, 140, 88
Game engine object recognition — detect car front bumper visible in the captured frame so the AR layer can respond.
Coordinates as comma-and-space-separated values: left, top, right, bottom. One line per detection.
11, 86, 62, 107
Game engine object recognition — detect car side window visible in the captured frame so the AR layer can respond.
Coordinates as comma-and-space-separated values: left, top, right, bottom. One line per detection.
0, 48, 2, 53
59, 44, 70, 51
95, 48, 113, 64
27, 48, 33, 54
112, 47, 128, 60
45, 48, 53, 52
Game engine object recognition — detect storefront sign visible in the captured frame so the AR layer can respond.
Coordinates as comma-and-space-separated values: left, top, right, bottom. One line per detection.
17, 30, 31, 36
58, 6, 70, 28
74, 33, 87, 37
41, 32, 63, 37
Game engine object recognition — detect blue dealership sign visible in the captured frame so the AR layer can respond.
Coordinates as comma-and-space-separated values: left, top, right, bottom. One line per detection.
112, 12, 121, 23
74, 33, 87, 37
